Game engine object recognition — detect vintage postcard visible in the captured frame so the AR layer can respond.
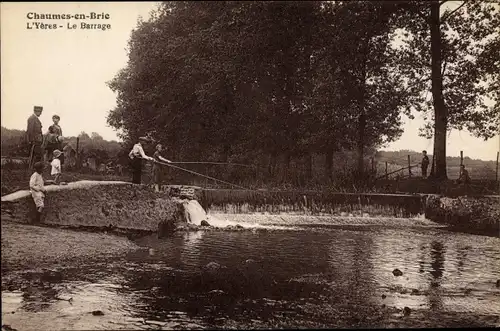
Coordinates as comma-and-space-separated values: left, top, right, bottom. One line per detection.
1, 1, 499, 330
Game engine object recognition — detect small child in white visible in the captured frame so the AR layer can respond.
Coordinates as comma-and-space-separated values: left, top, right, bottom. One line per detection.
51, 149, 63, 184
30, 161, 46, 214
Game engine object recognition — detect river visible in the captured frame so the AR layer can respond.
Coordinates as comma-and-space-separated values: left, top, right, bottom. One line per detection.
2, 215, 500, 330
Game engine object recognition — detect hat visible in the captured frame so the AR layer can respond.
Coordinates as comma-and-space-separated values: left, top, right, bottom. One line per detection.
53, 149, 62, 158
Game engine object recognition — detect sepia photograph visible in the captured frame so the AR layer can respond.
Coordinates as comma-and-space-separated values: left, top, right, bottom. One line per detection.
1, 1, 499, 330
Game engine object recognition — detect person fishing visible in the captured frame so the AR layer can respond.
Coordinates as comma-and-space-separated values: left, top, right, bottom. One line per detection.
153, 144, 172, 192
128, 136, 154, 184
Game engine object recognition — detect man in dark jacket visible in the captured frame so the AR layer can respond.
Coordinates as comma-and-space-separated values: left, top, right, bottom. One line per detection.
26, 106, 44, 168
421, 150, 430, 179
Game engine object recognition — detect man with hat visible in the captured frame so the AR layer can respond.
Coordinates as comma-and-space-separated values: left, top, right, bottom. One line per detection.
26, 106, 44, 168
128, 136, 154, 184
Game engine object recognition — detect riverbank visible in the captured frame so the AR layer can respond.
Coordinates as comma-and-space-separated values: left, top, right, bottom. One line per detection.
1, 221, 140, 273
425, 195, 500, 237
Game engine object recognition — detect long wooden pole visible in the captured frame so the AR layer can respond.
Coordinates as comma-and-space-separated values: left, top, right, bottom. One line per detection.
27, 143, 35, 171
496, 151, 499, 183
76, 137, 80, 169
385, 161, 388, 179
408, 155, 411, 177
460, 151, 463, 167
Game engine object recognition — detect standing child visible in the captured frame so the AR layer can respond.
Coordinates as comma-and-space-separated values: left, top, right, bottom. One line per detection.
153, 144, 172, 192
30, 162, 46, 216
43, 125, 59, 162
51, 149, 63, 184
49, 115, 64, 164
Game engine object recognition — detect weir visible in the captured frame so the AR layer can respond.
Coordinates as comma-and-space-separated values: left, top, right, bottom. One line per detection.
1, 181, 497, 236
199, 189, 426, 218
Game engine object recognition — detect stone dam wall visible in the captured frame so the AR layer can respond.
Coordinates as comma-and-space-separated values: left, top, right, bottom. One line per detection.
1, 181, 184, 232
1, 181, 498, 237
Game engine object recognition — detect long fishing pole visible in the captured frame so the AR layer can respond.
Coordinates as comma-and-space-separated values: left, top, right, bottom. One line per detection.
148, 158, 251, 190
170, 161, 256, 168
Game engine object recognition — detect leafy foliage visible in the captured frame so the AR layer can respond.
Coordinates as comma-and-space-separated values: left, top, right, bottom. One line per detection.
107, 1, 415, 186
390, 1, 500, 179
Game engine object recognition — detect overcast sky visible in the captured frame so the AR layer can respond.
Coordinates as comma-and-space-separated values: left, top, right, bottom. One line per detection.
1, 2, 499, 161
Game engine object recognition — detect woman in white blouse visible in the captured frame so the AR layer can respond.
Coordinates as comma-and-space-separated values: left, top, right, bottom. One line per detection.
129, 136, 154, 184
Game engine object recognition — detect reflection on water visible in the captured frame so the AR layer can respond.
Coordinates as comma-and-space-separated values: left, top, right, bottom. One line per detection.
2, 219, 500, 329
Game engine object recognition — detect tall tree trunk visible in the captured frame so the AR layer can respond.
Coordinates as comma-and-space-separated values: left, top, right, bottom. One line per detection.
268, 153, 275, 177
429, 143, 437, 178
430, 1, 448, 180
357, 111, 366, 178
222, 144, 230, 163
283, 152, 291, 184
356, 34, 370, 179
325, 150, 333, 182
306, 153, 313, 180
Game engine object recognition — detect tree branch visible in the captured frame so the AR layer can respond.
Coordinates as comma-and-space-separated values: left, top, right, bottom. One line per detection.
441, 1, 467, 23
441, 58, 448, 77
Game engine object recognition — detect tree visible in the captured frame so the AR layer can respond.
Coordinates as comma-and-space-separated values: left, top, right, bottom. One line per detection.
392, 1, 500, 180
307, 1, 408, 180
91, 132, 104, 140
78, 131, 90, 140
106, 1, 415, 187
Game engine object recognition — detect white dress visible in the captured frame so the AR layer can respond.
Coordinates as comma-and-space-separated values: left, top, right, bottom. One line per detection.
30, 172, 45, 208
51, 158, 61, 175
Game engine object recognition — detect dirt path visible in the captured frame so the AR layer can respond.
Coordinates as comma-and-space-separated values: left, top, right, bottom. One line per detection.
1, 221, 140, 272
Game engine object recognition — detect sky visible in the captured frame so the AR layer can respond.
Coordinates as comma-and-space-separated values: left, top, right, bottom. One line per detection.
1, 2, 499, 161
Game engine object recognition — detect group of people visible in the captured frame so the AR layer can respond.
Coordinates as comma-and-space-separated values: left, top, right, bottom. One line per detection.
26, 106, 65, 218
420, 150, 470, 185
26, 104, 175, 219
128, 136, 172, 192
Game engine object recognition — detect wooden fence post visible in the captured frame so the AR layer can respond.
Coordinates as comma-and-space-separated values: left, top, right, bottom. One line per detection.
460, 151, 463, 167
76, 137, 80, 170
496, 151, 499, 183
408, 155, 411, 177
385, 161, 388, 179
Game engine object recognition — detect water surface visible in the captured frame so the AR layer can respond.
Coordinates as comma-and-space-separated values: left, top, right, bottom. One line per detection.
2, 217, 500, 330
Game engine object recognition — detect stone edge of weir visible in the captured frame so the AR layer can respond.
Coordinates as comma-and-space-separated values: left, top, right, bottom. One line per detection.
0, 181, 202, 234
1, 180, 498, 237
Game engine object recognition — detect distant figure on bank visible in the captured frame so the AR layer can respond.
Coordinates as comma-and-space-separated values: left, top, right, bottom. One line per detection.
128, 137, 154, 184
51, 150, 63, 184
421, 150, 430, 179
30, 162, 46, 216
26, 106, 44, 167
153, 144, 172, 192
457, 165, 471, 186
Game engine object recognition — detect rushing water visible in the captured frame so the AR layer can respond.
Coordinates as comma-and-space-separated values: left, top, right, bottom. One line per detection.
2, 215, 500, 330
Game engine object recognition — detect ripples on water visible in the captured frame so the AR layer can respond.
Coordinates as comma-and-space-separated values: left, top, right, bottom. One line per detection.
2, 216, 500, 330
